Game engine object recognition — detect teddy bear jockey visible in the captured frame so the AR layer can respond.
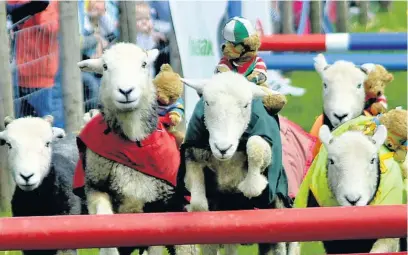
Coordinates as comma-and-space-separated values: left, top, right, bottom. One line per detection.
362, 63, 394, 116
153, 64, 186, 148
215, 16, 287, 114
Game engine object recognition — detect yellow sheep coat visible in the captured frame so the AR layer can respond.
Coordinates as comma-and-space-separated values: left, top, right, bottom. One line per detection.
294, 115, 406, 255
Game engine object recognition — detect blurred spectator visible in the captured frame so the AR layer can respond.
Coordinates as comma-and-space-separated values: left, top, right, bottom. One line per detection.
8, 0, 59, 118
135, 1, 172, 75
80, 0, 118, 111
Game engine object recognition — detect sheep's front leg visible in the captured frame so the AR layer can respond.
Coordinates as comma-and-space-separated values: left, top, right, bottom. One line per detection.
200, 244, 220, 255
370, 238, 400, 253
224, 244, 239, 255
87, 189, 120, 255
238, 135, 271, 198
185, 160, 209, 212
56, 250, 77, 255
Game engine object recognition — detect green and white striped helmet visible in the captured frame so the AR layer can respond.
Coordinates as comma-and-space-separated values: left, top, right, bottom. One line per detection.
222, 16, 256, 43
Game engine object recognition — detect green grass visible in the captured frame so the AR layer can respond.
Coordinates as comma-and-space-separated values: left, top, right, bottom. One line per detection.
1, 2, 406, 255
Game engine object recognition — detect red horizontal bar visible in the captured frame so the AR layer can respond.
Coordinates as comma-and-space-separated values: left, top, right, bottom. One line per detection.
259, 34, 326, 51
0, 205, 406, 250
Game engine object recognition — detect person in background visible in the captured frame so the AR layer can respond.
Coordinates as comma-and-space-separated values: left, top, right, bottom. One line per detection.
135, 1, 170, 76
80, 0, 117, 111
7, 0, 50, 103
8, 0, 59, 118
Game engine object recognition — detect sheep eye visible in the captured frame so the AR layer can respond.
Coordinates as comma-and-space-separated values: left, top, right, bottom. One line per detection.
370, 158, 376, 164
244, 103, 249, 109
142, 62, 147, 68
323, 83, 327, 89
357, 83, 362, 89
45, 142, 51, 148
205, 101, 209, 106
329, 159, 335, 165
6, 142, 12, 149
103, 63, 108, 71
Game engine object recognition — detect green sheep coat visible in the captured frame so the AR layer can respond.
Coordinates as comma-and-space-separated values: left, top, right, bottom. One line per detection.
177, 98, 289, 206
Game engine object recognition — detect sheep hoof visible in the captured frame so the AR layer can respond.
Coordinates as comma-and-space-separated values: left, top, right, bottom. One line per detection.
99, 247, 120, 255
238, 173, 268, 198
189, 196, 209, 212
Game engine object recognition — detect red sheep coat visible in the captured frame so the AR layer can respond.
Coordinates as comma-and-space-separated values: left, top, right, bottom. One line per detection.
73, 114, 180, 189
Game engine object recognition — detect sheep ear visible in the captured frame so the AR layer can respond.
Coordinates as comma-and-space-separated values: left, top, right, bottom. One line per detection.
4, 116, 14, 127
372, 125, 387, 149
146, 49, 160, 65
52, 127, 66, 142
360, 63, 375, 75
43, 115, 54, 125
314, 53, 330, 75
319, 125, 333, 148
180, 78, 207, 94
77, 58, 104, 74
0, 131, 5, 146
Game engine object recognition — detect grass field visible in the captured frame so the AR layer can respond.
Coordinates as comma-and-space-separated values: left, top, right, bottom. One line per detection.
1, 1, 406, 255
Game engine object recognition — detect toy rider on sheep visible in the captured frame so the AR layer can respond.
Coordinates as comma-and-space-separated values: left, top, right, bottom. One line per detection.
215, 16, 287, 114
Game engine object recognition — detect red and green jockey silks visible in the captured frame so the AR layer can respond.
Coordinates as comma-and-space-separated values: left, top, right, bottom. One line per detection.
73, 113, 180, 189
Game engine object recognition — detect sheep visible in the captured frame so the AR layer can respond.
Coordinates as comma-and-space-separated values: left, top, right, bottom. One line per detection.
181, 71, 299, 255
309, 53, 375, 158
75, 42, 198, 255
294, 119, 405, 254
0, 115, 81, 255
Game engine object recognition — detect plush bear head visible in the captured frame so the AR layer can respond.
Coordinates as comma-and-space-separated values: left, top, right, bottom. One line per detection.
364, 64, 394, 99
221, 17, 261, 65
153, 64, 183, 107
378, 108, 407, 162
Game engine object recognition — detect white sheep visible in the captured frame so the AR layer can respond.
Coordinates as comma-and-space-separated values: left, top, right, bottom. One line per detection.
181, 72, 299, 255
309, 53, 376, 159
76, 42, 197, 255
319, 124, 402, 253
313, 53, 375, 129
294, 119, 404, 254
0, 115, 82, 255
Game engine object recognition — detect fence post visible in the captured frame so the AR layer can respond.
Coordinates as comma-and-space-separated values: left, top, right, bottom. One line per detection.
58, 1, 84, 133
336, 0, 349, 32
0, 1, 14, 212
119, 1, 129, 42
281, 0, 294, 34
119, 1, 136, 43
310, 0, 322, 33
359, 1, 369, 26
125, 1, 137, 44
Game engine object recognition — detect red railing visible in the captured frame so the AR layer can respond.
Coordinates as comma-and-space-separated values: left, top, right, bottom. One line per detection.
0, 205, 406, 250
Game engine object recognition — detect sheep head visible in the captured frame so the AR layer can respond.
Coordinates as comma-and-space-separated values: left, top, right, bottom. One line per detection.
319, 124, 387, 206
182, 72, 268, 160
314, 53, 374, 128
77, 43, 159, 112
0, 116, 65, 191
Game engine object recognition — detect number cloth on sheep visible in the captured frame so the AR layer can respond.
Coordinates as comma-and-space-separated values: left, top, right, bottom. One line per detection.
73, 113, 180, 189
177, 97, 289, 205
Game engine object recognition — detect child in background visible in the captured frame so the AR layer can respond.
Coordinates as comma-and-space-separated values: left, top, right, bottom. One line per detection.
135, 1, 169, 76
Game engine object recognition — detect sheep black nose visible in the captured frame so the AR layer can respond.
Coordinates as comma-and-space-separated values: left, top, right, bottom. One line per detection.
334, 113, 348, 121
118, 88, 134, 97
345, 195, 361, 206
20, 173, 34, 182
215, 144, 232, 155
377, 91, 382, 96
